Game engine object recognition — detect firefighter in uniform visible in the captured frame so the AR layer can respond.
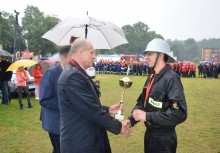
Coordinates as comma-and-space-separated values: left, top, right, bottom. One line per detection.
124, 38, 187, 153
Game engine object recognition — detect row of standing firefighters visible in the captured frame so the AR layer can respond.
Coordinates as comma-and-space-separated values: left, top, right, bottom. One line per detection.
95, 60, 220, 78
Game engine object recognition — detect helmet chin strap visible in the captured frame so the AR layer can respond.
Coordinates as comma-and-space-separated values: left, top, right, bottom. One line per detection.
152, 52, 160, 70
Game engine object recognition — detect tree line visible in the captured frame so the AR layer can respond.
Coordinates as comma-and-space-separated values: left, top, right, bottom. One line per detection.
1, 5, 220, 63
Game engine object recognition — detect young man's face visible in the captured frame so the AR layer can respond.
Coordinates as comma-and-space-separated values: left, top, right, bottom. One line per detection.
144, 52, 158, 68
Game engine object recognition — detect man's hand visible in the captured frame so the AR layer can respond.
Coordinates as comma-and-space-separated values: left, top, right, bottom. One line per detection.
120, 120, 131, 137
109, 102, 124, 115
133, 109, 146, 122
122, 119, 131, 128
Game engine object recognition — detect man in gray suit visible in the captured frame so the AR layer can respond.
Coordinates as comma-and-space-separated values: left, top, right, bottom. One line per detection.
58, 38, 130, 153
40, 45, 70, 153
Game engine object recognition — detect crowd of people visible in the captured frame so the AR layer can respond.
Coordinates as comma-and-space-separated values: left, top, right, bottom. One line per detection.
95, 60, 149, 76
197, 62, 220, 78
94, 59, 220, 78
0, 55, 43, 109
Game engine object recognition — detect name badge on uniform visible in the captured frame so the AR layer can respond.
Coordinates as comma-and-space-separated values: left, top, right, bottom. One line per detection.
148, 97, 162, 108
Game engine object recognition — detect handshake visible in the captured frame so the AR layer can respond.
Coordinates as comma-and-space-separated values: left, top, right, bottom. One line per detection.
109, 103, 147, 137
120, 120, 131, 137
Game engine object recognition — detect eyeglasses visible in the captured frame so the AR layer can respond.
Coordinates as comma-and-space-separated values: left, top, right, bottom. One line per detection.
144, 52, 156, 57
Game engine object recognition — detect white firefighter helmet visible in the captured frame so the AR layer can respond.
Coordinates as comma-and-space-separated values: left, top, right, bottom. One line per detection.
144, 38, 176, 63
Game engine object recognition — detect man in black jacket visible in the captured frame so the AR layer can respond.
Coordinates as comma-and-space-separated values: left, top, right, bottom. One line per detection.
57, 38, 129, 153
124, 38, 187, 153
0, 55, 12, 104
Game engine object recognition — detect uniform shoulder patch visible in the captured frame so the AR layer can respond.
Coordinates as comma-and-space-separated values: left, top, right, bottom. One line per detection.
172, 100, 179, 109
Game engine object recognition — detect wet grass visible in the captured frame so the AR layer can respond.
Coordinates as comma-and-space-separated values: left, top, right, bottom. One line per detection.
0, 74, 220, 153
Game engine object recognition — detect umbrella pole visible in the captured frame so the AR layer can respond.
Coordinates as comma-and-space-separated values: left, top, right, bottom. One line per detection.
85, 11, 88, 39
85, 24, 88, 39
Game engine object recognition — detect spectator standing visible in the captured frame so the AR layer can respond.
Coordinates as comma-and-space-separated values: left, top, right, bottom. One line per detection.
133, 63, 137, 75
207, 63, 211, 78
198, 63, 203, 78
94, 80, 101, 97
16, 66, 33, 110
175, 63, 181, 76
212, 63, 218, 78
32, 63, 43, 99
138, 62, 144, 76
203, 63, 208, 78
0, 55, 12, 104
217, 63, 220, 78
189, 63, 196, 78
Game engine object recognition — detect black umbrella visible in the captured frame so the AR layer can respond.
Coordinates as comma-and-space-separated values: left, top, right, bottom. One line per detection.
0, 50, 12, 57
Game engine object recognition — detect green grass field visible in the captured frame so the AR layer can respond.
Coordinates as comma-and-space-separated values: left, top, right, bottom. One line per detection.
0, 74, 220, 153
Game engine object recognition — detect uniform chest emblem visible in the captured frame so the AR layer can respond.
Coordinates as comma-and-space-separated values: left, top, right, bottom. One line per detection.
148, 97, 163, 108
172, 100, 179, 109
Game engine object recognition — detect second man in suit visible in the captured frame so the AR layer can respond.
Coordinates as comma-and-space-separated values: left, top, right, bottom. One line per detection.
39, 45, 71, 153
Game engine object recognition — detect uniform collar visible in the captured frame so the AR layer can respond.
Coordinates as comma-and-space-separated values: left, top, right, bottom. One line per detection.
154, 64, 171, 82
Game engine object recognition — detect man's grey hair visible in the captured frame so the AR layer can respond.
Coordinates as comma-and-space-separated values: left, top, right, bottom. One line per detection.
70, 38, 89, 56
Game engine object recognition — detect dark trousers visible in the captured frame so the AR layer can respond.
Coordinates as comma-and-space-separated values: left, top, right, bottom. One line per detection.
49, 133, 60, 153
17, 86, 31, 107
1, 81, 9, 103
144, 130, 177, 153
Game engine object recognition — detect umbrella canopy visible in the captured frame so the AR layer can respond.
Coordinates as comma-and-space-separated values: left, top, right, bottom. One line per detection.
29, 60, 52, 74
0, 50, 12, 57
6, 59, 37, 71
42, 16, 128, 49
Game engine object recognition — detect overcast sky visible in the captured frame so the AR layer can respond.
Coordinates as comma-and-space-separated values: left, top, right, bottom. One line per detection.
1, 0, 220, 41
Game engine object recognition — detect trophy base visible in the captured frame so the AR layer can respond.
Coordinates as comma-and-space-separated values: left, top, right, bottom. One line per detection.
115, 113, 124, 121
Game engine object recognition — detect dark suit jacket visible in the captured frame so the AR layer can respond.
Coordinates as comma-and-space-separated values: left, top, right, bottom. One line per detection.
58, 64, 122, 153
40, 64, 63, 135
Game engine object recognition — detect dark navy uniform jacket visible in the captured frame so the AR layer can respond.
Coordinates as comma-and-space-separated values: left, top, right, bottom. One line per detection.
129, 64, 187, 131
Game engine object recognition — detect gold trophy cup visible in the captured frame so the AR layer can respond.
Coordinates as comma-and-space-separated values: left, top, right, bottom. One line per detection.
115, 67, 132, 120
